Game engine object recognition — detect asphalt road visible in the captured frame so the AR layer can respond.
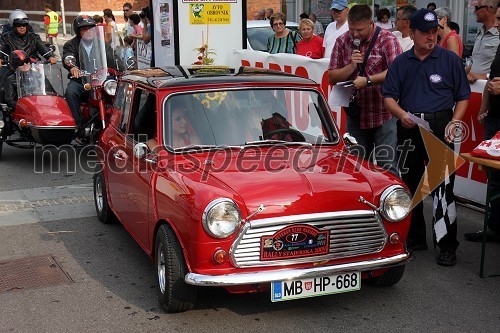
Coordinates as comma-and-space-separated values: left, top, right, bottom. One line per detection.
0, 140, 500, 332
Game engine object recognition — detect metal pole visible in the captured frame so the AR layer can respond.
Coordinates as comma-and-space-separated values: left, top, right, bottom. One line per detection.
60, 0, 67, 36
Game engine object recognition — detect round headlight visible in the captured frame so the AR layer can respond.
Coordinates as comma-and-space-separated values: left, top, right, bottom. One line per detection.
379, 186, 412, 222
202, 198, 241, 238
103, 79, 117, 96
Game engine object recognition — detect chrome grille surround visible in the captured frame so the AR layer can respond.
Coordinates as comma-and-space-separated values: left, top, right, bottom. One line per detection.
230, 210, 387, 268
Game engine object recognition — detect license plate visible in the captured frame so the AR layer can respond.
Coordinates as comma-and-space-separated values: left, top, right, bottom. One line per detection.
271, 272, 361, 302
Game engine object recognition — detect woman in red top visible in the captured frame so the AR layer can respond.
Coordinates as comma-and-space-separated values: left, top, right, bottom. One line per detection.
296, 19, 325, 59
435, 7, 463, 58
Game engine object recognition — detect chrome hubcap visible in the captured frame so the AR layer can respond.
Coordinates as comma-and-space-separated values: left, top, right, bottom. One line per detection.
95, 177, 103, 212
157, 249, 166, 294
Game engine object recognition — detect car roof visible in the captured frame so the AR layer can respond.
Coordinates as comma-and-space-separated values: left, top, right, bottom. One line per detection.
246, 20, 299, 28
122, 66, 317, 89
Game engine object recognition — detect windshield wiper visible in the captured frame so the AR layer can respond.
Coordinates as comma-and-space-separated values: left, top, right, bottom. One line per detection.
245, 140, 313, 147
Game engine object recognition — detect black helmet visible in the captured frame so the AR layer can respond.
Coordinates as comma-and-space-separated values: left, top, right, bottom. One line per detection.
9, 9, 29, 27
73, 15, 96, 35
9, 50, 31, 70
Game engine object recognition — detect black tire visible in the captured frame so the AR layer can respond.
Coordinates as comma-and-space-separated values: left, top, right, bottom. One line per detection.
93, 170, 116, 224
365, 265, 405, 287
155, 224, 196, 313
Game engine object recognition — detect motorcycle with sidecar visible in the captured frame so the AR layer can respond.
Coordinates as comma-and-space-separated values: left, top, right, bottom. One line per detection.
0, 25, 124, 159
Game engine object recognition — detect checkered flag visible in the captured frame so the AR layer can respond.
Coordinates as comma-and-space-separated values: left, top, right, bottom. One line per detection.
432, 166, 457, 243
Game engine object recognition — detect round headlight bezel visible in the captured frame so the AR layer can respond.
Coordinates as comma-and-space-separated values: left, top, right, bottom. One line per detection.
379, 185, 412, 222
103, 79, 117, 96
202, 198, 242, 238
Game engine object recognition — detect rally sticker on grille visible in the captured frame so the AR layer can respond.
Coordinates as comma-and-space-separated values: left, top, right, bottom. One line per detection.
260, 224, 329, 261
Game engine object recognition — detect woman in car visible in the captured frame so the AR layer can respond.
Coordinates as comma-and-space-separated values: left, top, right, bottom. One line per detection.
266, 12, 301, 54
171, 107, 201, 148
296, 19, 324, 59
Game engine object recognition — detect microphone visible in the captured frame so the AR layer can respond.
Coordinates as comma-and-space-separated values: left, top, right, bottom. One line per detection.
353, 39, 361, 72
353, 39, 360, 50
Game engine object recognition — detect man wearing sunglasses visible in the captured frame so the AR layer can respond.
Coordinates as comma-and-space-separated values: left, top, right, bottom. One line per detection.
466, 0, 499, 83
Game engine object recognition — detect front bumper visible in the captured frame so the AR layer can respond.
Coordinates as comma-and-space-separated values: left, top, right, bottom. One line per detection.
185, 252, 414, 286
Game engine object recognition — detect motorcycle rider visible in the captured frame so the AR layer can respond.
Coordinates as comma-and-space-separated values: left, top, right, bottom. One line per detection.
0, 12, 56, 95
4, 50, 32, 110
0, 10, 35, 36
63, 15, 121, 130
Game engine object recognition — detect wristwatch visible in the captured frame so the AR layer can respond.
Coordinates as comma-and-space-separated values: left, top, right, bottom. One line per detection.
366, 76, 373, 87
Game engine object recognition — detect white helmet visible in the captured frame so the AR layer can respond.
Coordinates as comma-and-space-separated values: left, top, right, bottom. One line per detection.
9, 9, 29, 27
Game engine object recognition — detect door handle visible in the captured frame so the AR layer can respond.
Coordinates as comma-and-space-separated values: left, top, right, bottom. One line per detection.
113, 151, 127, 161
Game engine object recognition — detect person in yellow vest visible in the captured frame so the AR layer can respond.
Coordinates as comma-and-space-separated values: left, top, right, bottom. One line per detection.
44, 3, 62, 59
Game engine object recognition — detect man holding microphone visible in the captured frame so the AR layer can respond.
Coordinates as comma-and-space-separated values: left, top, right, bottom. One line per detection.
328, 4, 402, 176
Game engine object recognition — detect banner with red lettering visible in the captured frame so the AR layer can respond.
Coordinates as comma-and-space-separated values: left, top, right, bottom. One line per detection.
234, 50, 487, 205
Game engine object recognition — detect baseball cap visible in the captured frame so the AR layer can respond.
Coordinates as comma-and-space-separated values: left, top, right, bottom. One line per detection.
410, 9, 441, 32
330, 0, 348, 10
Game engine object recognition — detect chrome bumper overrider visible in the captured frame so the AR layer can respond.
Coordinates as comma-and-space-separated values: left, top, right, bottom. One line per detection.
185, 252, 414, 286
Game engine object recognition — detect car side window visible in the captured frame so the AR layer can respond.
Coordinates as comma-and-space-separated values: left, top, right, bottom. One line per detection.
130, 89, 157, 143
116, 82, 133, 134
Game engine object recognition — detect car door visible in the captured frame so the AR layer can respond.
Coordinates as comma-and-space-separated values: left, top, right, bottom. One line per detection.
108, 87, 157, 250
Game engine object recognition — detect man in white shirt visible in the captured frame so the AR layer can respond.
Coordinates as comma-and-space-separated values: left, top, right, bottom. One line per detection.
392, 5, 416, 52
323, 0, 349, 59
467, 0, 499, 83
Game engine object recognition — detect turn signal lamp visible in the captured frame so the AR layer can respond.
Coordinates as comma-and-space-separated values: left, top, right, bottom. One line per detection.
83, 83, 92, 91
213, 249, 229, 264
18, 119, 27, 127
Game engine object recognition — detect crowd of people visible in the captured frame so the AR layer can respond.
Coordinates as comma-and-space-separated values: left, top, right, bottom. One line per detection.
262, 0, 500, 267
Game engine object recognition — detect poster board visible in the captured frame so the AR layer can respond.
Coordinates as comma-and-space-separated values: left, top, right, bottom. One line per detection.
175, 0, 246, 66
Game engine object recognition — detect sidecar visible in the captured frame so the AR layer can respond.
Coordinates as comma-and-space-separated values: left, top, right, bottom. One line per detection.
0, 62, 76, 157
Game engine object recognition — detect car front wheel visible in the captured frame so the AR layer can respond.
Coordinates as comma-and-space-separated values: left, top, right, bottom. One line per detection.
365, 265, 405, 287
93, 170, 115, 224
155, 224, 196, 313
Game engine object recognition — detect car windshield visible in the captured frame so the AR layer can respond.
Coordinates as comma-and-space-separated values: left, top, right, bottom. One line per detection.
163, 89, 337, 150
247, 26, 299, 52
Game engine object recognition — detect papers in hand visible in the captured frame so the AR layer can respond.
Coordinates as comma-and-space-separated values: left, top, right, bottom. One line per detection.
408, 112, 431, 132
330, 81, 355, 107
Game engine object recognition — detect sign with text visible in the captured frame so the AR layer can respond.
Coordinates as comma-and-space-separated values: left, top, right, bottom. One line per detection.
177, 0, 245, 66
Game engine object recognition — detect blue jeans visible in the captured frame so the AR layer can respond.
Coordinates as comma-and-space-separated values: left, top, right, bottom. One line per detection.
484, 116, 500, 232
65, 80, 88, 128
346, 116, 399, 176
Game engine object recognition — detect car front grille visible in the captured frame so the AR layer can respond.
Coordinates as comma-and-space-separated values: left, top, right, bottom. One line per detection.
230, 210, 387, 268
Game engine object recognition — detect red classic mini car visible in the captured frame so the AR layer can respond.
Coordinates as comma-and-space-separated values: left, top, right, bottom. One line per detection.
94, 66, 413, 313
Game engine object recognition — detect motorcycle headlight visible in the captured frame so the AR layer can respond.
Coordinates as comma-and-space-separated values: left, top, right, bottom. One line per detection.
103, 79, 117, 96
202, 198, 241, 238
379, 185, 412, 222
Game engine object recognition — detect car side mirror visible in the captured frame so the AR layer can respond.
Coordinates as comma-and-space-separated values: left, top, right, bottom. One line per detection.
134, 142, 148, 160
64, 55, 77, 67
342, 132, 358, 148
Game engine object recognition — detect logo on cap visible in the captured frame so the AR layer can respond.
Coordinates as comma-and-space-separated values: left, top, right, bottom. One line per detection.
424, 13, 435, 21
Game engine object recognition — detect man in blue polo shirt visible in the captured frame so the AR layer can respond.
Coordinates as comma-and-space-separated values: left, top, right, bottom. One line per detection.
383, 9, 471, 266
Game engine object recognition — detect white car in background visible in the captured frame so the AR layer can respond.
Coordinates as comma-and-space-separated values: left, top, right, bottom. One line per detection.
246, 20, 300, 52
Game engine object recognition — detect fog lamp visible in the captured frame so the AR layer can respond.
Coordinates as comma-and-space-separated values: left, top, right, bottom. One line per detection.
213, 249, 229, 264
389, 233, 401, 245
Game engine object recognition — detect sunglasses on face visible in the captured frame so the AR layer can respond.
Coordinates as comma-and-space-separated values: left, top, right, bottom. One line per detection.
272, 22, 284, 27
474, 5, 491, 12
123, 9, 130, 12
14, 59, 30, 67
332, 8, 346, 13
15, 23, 28, 27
